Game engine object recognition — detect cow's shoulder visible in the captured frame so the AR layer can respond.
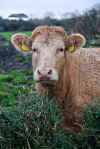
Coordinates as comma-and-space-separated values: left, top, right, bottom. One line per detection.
66, 47, 100, 75
73, 47, 100, 57
69, 48, 100, 64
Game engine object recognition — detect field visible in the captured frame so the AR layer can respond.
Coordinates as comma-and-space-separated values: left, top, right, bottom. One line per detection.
0, 31, 100, 148
0, 31, 32, 40
0, 31, 33, 105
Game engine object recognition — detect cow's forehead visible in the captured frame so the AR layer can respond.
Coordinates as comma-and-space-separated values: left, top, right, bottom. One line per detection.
32, 34, 65, 50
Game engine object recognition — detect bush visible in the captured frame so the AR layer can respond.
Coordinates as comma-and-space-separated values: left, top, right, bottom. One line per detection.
0, 96, 72, 149
81, 103, 100, 149
1, 92, 100, 148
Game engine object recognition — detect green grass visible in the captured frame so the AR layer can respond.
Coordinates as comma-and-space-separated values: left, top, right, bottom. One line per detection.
96, 34, 100, 38
89, 40, 100, 47
0, 69, 34, 106
0, 31, 32, 40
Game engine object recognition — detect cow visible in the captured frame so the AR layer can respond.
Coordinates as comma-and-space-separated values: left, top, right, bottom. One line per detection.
11, 26, 100, 131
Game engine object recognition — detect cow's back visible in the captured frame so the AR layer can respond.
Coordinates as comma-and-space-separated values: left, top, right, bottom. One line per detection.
67, 48, 100, 106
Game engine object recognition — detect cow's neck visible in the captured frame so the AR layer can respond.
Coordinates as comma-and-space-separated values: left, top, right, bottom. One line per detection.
54, 61, 70, 105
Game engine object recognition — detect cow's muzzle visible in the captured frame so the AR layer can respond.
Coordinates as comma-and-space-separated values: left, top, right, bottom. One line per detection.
34, 67, 58, 84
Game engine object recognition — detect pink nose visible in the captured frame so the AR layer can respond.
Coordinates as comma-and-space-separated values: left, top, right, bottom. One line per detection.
37, 68, 52, 78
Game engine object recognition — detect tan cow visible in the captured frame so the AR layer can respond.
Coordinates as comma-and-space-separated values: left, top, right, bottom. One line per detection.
11, 26, 100, 131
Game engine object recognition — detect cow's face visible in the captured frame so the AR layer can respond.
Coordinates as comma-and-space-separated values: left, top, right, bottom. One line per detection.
32, 33, 66, 84
11, 26, 85, 85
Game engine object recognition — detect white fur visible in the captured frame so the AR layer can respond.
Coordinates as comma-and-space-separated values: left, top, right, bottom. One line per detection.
32, 35, 65, 81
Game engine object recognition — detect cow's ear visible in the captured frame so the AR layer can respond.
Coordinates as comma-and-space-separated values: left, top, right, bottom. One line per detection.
11, 33, 32, 53
67, 34, 86, 52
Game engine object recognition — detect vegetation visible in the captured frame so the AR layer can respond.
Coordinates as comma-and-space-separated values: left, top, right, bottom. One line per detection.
0, 69, 34, 106
0, 31, 32, 40
0, 94, 100, 148
0, 97, 68, 149
0, 6, 100, 40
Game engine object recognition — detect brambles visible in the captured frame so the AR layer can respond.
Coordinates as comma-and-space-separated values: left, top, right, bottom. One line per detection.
1, 95, 100, 149
0, 97, 68, 149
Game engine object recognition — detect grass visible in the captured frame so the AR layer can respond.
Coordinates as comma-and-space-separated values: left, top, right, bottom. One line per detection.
89, 40, 100, 47
0, 31, 32, 40
0, 69, 34, 106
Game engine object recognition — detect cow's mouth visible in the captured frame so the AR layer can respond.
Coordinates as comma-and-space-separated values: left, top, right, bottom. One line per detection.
36, 79, 56, 86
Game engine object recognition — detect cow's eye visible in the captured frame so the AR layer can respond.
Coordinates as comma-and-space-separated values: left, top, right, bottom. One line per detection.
33, 48, 37, 52
59, 48, 64, 52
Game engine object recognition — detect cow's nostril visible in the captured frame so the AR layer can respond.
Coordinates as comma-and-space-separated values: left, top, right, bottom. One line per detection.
37, 68, 52, 76
37, 70, 41, 75
48, 69, 52, 75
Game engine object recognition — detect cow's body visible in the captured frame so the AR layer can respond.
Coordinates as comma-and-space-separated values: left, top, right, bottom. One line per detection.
70, 48, 100, 101
11, 26, 100, 131
35, 47, 100, 130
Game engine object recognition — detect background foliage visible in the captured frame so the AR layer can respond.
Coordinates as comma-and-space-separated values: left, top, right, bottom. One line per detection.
0, 7, 100, 40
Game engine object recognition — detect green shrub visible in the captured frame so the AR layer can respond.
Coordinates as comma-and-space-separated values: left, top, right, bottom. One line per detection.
0, 96, 73, 149
81, 102, 100, 149
1, 94, 100, 148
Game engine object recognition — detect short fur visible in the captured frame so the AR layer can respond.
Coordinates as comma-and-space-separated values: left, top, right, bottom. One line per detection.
35, 48, 100, 131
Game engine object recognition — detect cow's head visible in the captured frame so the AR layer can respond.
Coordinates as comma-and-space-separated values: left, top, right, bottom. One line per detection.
11, 26, 85, 85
